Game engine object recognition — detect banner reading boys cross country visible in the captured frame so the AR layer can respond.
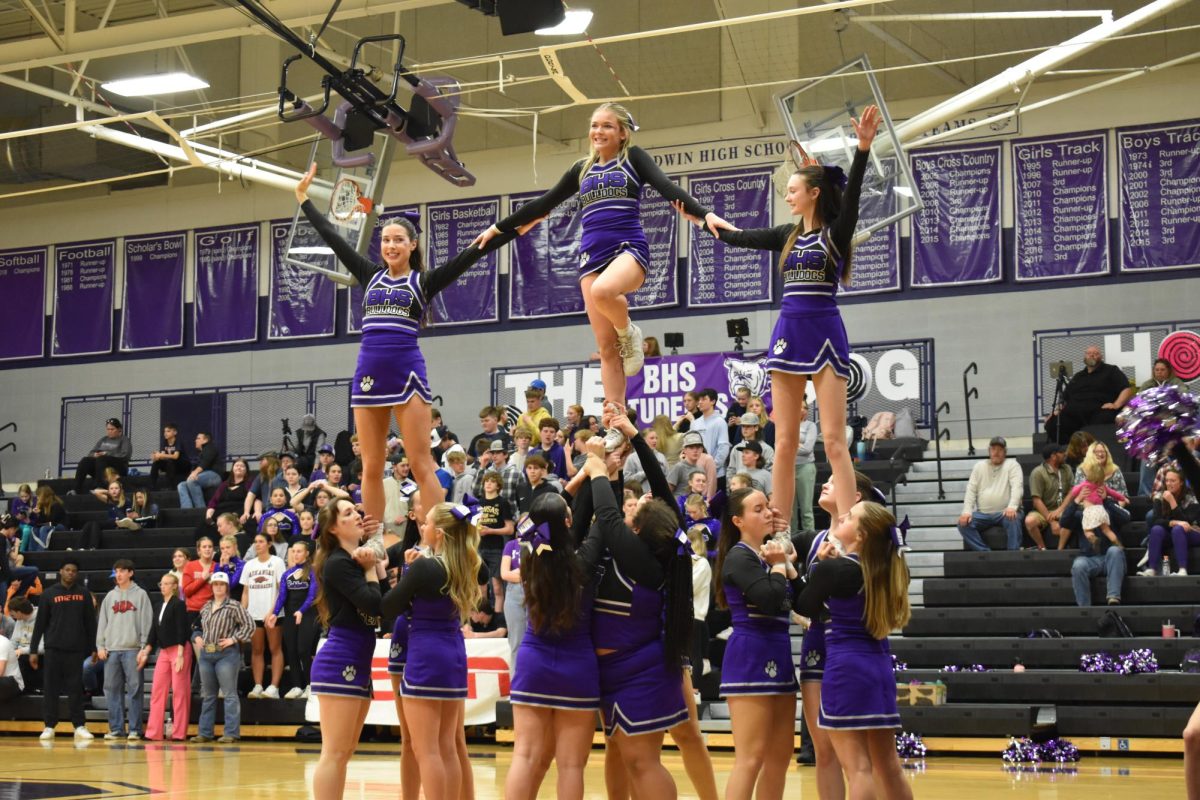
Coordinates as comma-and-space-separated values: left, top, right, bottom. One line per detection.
910, 143, 1002, 287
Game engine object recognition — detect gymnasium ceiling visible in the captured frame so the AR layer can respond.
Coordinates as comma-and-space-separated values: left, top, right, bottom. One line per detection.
0, 0, 1197, 200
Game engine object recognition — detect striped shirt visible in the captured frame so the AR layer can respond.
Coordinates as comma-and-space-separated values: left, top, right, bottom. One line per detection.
197, 599, 255, 645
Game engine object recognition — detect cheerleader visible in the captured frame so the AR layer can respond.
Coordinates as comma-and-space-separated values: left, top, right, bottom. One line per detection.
714, 487, 798, 800
794, 501, 911, 800
675, 105, 882, 529
381, 501, 487, 800
309, 499, 384, 800
385, 497, 421, 800
266, 539, 318, 699
504, 456, 607, 800
472, 103, 731, 404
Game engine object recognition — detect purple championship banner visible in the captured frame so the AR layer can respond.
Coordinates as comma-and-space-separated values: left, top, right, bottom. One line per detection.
508, 191, 586, 320
1117, 119, 1200, 273
686, 169, 773, 307
52, 238, 114, 357
909, 143, 1003, 287
121, 232, 185, 352
426, 198, 500, 327
628, 184, 679, 310
0, 247, 47, 361
269, 219, 336, 340
1012, 132, 1109, 282
193, 224, 259, 347
842, 157, 901, 296
348, 207, 420, 334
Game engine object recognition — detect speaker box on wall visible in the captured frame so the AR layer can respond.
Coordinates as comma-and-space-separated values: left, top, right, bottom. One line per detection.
498, 0, 565, 35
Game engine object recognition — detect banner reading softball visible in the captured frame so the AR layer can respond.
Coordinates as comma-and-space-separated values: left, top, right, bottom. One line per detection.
348, 207, 421, 334
194, 224, 259, 346
0, 247, 46, 361
426, 198, 500, 327
842, 157, 901, 296
53, 238, 114, 357
508, 191, 587, 320
687, 169, 773, 307
910, 143, 1002, 287
121, 232, 185, 351
1117, 118, 1200, 272
269, 219, 337, 340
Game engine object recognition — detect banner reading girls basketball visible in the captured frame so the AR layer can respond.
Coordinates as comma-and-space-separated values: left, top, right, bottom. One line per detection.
909, 143, 1002, 287
1117, 118, 1200, 272
426, 198, 501, 327
121, 232, 185, 351
53, 238, 114, 357
193, 224, 259, 346
686, 168, 773, 307
0, 247, 46, 361
842, 158, 901, 296
1012, 132, 1109, 282
508, 191, 587, 320
269, 220, 336, 340
348, 207, 421, 334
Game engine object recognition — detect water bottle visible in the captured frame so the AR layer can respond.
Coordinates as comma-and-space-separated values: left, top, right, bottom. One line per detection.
1163, 555, 1172, 576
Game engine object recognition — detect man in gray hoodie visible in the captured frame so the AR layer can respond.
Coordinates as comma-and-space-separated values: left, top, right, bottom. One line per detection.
95, 558, 153, 740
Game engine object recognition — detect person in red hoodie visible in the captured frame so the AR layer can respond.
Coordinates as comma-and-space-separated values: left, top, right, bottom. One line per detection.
182, 536, 217, 659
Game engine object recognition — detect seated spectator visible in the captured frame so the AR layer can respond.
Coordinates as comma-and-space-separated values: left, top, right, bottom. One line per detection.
651, 414, 684, 468
205, 458, 252, 526
179, 431, 222, 510
244, 453, 282, 524
290, 477, 349, 516
293, 414, 326, 477
149, 423, 188, 491
792, 399, 818, 532
511, 427, 534, 474
278, 465, 308, 501
0, 626, 22, 702
117, 488, 159, 531
623, 427, 668, 494
515, 380, 552, 439
1142, 467, 1200, 576
7, 596, 41, 693
2, 514, 41, 608
1044, 345, 1133, 442
472, 442, 521, 507
1025, 444, 1074, 550
1139, 357, 1186, 392
516, 455, 560, 513
1067, 461, 1128, 551
27, 486, 66, 553
462, 598, 507, 640
309, 444, 336, 482
78, 481, 132, 551
9, 485, 33, 550
726, 385, 751, 444
956, 437, 1024, 551
528, 418, 568, 480
270, 453, 307, 494
259, 488, 300, 541
1065, 430, 1096, 471
1061, 442, 1131, 537
746, 396, 776, 448
666, 432, 718, 500
729, 412, 776, 472
733, 441, 773, 495
1070, 514, 1126, 607
71, 418, 131, 495
673, 390, 699, 434
468, 406, 513, 460
191, 571, 254, 743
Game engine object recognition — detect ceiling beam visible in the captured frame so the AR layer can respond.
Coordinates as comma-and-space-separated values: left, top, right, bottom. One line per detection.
17, 0, 64, 51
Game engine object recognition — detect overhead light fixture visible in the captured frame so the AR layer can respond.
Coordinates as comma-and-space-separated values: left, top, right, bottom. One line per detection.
289, 246, 335, 256
101, 72, 209, 97
536, 9, 592, 35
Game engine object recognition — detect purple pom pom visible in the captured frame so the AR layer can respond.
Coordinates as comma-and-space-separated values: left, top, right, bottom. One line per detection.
1117, 385, 1200, 463
1039, 738, 1081, 763
1002, 737, 1042, 764
895, 731, 927, 760
1079, 652, 1116, 673
892, 654, 908, 673
941, 664, 988, 673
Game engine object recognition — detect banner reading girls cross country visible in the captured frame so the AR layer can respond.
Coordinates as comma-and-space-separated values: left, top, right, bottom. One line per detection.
348, 207, 420, 334
426, 198, 500, 327
269, 220, 336, 340
1012, 131, 1109, 282
910, 143, 1002, 287
686, 168, 773, 307
1117, 118, 1200, 273
53, 238, 114, 357
508, 191, 587, 320
121, 232, 185, 351
193, 224, 259, 346
0, 247, 47, 361
842, 158, 901, 296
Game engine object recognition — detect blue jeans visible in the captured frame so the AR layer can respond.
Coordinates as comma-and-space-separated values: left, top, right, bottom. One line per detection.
957, 510, 1023, 551
178, 471, 221, 509
27, 524, 63, 552
0, 565, 41, 600
198, 646, 242, 738
103, 649, 145, 735
1070, 547, 1126, 606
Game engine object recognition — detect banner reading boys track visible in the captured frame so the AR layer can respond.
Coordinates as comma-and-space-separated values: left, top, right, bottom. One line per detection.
53, 238, 114, 357
0, 247, 46, 361
842, 157, 901, 296
194, 224, 259, 347
426, 198, 501, 327
121, 232, 185, 351
1117, 118, 1200, 273
348, 207, 421, 334
910, 143, 1002, 287
269, 220, 336, 340
686, 169, 773, 307
508, 191, 586, 320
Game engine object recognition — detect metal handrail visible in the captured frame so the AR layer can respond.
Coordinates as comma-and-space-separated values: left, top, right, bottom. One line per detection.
0, 440, 14, 499
887, 442, 917, 516
963, 363, 980, 455
933, 401, 951, 501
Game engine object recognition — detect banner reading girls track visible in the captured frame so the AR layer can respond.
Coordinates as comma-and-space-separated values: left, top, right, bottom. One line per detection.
842, 158, 901, 296
194, 224, 259, 347
686, 168, 773, 307
53, 238, 114, 357
426, 198, 501, 327
0, 247, 47, 362
269, 220, 336, 340
1117, 118, 1200, 273
122, 233, 185, 352
348, 207, 421, 334
910, 143, 1002, 287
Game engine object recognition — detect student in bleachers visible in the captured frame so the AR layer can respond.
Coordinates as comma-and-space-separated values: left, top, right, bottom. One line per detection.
471, 442, 520, 507
149, 423, 188, 492
270, 453, 305, 493
267, 539, 317, 699
247, 517, 289, 560
745, 397, 776, 449
117, 488, 158, 531
78, 480, 132, 551
622, 427, 668, 495
2, 515, 40, 604
298, 508, 317, 540
729, 412, 776, 472
667, 432, 717, 501
205, 458, 252, 526
30, 558, 94, 741
27, 486, 66, 553
10, 485, 34, 552
529, 418, 569, 481
244, 453, 282, 524
215, 531, 245, 602
310, 444, 337, 482
1142, 467, 1199, 576
445, 450, 475, 505
279, 465, 308, 500
467, 406, 513, 461
71, 418, 131, 495
499, 533, 525, 663
261, 487, 300, 540
240, 532, 287, 699
7, 596, 42, 693
516, 456, 561, 514
511, 427, 534, 474
143, 572, 192, 741
182, 537, 217, 634
168, 548, 189, 585
1064, 430, 1096, 471
477, 471, 515, 615
733, 442, 773, 496
191, 571, 255, 743
650, 415, 683, 469
291, 478, 350, 516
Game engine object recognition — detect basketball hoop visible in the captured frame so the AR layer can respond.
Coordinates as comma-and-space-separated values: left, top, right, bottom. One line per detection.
331, 177, 373, 221
788, 139, 818, 171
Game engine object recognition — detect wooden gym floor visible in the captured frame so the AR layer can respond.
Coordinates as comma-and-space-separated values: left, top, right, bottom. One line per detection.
0, 737, 1185, 798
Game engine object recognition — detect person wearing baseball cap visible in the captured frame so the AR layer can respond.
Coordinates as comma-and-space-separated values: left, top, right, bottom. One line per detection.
728, 412, 776, 478
311, 444, 337, 483
71, 418, 132, 495
667, 432, 718, 499
957, 436, 1025, 551
191, 569, 255, 743
1026, 444, 1073, 551
516, 380, 552, 439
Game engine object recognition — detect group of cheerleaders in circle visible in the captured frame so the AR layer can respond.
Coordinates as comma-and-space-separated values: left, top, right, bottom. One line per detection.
292, 98, 914, 799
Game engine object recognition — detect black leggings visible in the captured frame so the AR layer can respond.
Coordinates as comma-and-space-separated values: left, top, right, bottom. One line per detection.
80, 519, 116, 550
42, 648, 87, 728
149, 459, 186, 490
74, 456, 128, 493
281, 609, 319, 690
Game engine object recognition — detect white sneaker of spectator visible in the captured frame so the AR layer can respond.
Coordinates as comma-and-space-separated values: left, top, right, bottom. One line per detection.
115, 518, 140, 531
284, 687, 304, 700
39, 727, 54, 740
248, 684, 264, 699
74, 727, 93, 740
1173, 568, 1189, 577
262, 685, 280, 699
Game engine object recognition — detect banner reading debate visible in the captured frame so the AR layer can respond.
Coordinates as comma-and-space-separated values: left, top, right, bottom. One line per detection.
53, 238, 114, 357
508, 192, 586, 320
269, 220, 336, 340
194, 224, 259, 347
1118, 118, 1200, 272
842, 157, 901, 296
0, 247, 46, 362
121, 233, 185, 352
1012, 132, 1109, 282
910, 143, 1002, 287
348, 207, 420, 334
426, 198, 500, 327
687, 168, 773, 307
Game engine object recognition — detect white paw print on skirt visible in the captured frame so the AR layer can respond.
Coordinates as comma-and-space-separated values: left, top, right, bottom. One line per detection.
764, 660, 778, 678
773, 339, 788, 355
806, 651, 822, 667
360, 376, 374, 392
342, 665, 357, 682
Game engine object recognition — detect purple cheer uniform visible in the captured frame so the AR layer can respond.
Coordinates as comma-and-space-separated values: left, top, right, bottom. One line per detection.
718, 541, 798, 697
793, 529, 831, 683
310, 548, 381, 700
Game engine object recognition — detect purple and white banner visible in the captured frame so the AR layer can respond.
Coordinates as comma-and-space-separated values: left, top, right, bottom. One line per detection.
53, 238, 114, 357
1117, 119, 1200, 273
426, 198, 500, 327
269, 220, 336, 340
628, 185, 679, 310
910, 143, 1002, 287
348, 207, 420, 334
121, 232, 185, 351
508, 192, 586, 320
0, 247, 47, 361
194, 224, 259, 347
842, 157, 901, 296
1013, 132, 1109, 282
687, 169, 773, 307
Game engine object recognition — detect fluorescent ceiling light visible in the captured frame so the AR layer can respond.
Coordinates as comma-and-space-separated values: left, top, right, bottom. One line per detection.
101, 72, 209, 97
536, 9, 592, 35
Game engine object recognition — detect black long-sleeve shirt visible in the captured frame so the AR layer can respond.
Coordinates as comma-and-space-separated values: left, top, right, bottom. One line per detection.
794, 556, 863, 620
320, 548, 382, 630
147, 596, 191, 650
31, 582, 96, 653
381, 555, 488, 619
568, 432, 680, 546
722, 543, 792, 616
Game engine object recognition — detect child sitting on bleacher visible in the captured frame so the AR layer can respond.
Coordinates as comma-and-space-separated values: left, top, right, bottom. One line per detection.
1069, 462, 1128, 549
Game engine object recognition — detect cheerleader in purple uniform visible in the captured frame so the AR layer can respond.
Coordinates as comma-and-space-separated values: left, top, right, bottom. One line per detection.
472, 103, 732, 406
794, 501, 912, 800
714, 487, 798, 800
309, 499, 384, 800
385, 504, 421, 800
676, 106, 882, 533
381, 501, 487, 800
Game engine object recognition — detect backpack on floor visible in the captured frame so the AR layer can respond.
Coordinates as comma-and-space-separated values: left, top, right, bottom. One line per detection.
1098, 609, 1133, 638
863, 411, 896, 443
1182, 649, 1200, 674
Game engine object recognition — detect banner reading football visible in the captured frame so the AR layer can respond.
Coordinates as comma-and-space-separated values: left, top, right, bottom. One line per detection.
53, 238, 115, 357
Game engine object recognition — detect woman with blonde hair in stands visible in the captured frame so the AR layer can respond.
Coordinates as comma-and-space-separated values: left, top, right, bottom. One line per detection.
28, 486, 66, 552
651, 414, 684, 468
142, 572, 192, 741
239, 532, 286, 699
